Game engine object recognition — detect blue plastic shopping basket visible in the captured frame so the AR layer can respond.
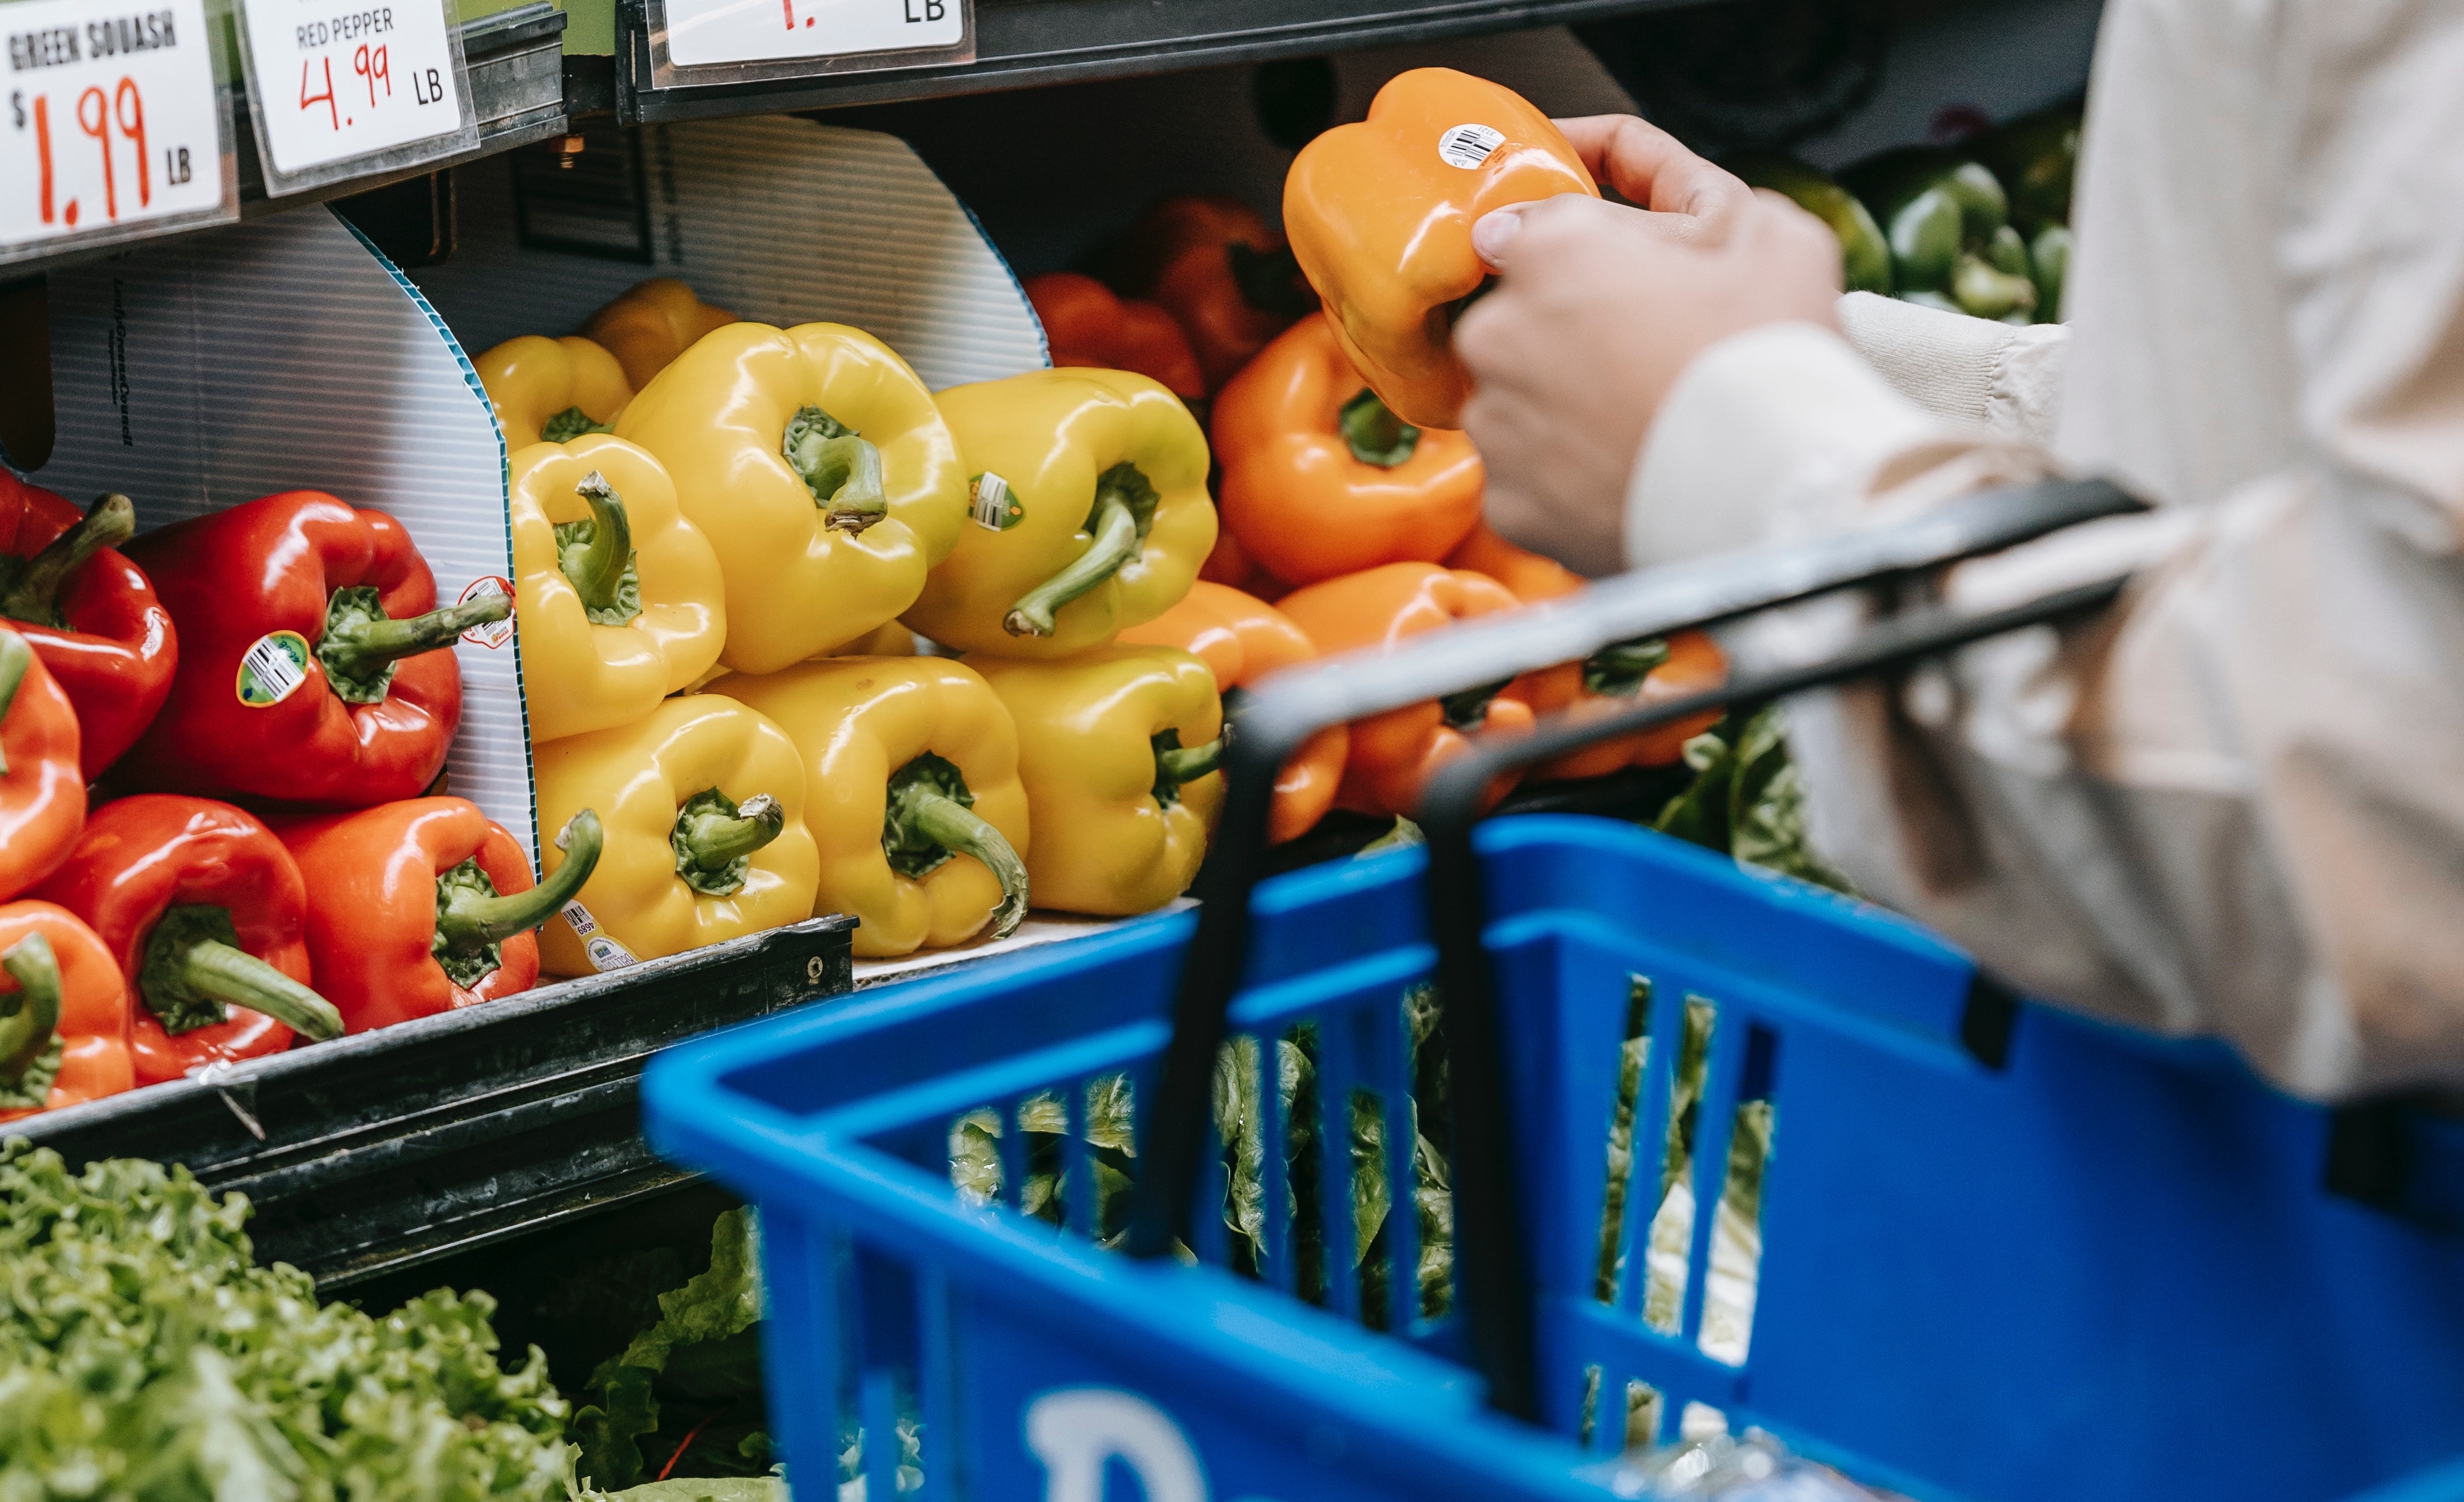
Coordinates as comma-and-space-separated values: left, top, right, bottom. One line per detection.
643, 481, 2464, 1502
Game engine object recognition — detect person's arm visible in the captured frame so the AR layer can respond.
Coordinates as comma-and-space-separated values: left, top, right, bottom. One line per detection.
1836, 292, 2065, 449
1457, 9, 2464, 1098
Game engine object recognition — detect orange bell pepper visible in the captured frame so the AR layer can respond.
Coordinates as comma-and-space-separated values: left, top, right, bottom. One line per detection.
1284, 68, 1597, 428
1275, 562, 1534, 820
1115, 196, 1313, 391
581, 278, 738, 391
1026, 273, 1205, 402
0, 628, 88, 902
1446, 521, 1584, 602
1213, 313, 1484, 586
1514, 631, 1729, 782
1119, 580, 1348, 844
0, 903, 133, 1122
1449, 526, 1730, 780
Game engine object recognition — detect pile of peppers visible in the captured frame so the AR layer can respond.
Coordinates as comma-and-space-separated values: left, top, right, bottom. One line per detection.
0, 469, 608, 1119
1732, 102, 2080, 324
452, 67, 1742, 971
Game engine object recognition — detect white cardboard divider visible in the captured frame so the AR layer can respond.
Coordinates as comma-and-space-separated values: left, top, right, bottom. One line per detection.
35, 209, 535, 861
412, 115, 1049, 391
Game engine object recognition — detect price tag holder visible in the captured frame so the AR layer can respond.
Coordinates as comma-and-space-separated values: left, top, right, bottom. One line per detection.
643, 0, 973, 91
233, 0, 477, 196
1, 0, 236, 265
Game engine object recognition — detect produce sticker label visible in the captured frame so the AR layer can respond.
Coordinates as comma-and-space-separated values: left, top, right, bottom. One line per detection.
662, 0, 965, 70
1, 0, 232, 259
235, 629, 312, 707
1437, 122, 1504, 170
235, 0, 473, 187
458, 574, 514, 648
970, 470, 1023, 531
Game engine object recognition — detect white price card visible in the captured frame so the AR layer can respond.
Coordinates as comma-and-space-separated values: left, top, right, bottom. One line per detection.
1, 0, 234, 262
651, 0, 971, 83
236, 0, 475, 194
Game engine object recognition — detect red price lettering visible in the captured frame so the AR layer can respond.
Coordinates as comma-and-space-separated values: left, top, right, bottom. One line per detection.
301, 55, 338, 129
76, 86, 115, 221
115, 79, 149, 208
353, 43, 391, 107
33, 76, 151, 226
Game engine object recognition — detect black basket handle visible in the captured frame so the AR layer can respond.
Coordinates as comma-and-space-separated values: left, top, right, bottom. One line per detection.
1122, 477, 2146, 1407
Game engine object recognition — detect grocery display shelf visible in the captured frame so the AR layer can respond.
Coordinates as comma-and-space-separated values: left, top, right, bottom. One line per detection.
14, 914, 854, 1289
612, 0, 1679, 120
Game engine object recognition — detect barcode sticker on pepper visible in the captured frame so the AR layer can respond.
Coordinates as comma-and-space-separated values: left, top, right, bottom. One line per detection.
970, 471, 1023, 531
561, 899, 639, 971
235, 631, 312, 707
1437, 123, 1505, 170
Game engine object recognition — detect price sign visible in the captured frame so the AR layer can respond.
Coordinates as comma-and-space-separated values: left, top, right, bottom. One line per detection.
235, 0, 474, 193
651, 0, 970, 82
1, 0, 233, 262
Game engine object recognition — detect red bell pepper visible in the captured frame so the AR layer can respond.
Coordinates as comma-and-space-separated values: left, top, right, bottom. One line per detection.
0, 904, 135, 1121
0, 628, 88, 900
0, 474, 178, 780
35, 794, 343, 1085
119, 492, 509, 810
277, 799, 605, 1032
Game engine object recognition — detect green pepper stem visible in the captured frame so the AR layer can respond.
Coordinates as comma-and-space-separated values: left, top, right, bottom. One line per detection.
564, 474, 636, 620
1584, 637, 1671, 697
783, 406, 888, 534
0, 932, 61, 1087
675, 793, 785, 873
319, 591, 512, 682
1004, 487, 1142, 638
889, 783, 1028, 941
0, 493, 133, 628
1155, 737, 1222, 787
435, 810, 604, 955
175, 940, 343, 1042
1339, 388, 1420, 468
0, 630, 28, 778
541, 406, 614, 444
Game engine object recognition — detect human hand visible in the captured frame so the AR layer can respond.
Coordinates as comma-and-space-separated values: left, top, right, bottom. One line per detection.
1455, 116, 1843, 575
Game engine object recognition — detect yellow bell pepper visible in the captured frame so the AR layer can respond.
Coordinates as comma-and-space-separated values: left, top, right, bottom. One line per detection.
970, 644, 1223, 916
720, 657, 1030, 958
473, 334, 634, 450
831, 620, 918, 657
904, 370, 1215, 660
531, 693, 820, 976
581, 278, 738, 391
510, 436, 728, 744
617, 322, 969, 676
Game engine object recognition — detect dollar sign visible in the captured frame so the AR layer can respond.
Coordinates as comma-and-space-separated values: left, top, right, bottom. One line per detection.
10, 93, 24, 131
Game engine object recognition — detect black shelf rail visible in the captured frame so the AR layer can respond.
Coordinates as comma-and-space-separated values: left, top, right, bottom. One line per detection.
14, 915, 854, 1288
617, 0, 1681, 120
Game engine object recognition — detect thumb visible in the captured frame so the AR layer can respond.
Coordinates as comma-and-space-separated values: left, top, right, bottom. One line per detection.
1471, 206, 1526, 270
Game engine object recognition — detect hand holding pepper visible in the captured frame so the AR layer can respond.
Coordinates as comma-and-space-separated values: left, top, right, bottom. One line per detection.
723, 657, 1031, 958
1212, 313, 1484, 586
1284, 68, 1597, 429
1119, 581, 1346, 844
121, 493, 509, 810
279, 799, 603, 1032
0, 908, 133, 1121
1276, 562, 1536, 820
511, 437, 728, 744
972, 644, 1223, 916
0, 474, 178, 779
36, 795, 343, 1085
1026, 274, 1205, 402
907, 369, 1215, 657
475, 334, 635, 449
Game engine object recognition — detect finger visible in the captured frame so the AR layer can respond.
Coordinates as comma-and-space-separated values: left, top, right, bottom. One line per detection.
1491, 193, 1691, 274
1552, 115, 1753, 223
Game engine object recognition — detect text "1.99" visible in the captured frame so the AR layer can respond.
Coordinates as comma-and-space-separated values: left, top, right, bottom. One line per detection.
12, 81, 193, 227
